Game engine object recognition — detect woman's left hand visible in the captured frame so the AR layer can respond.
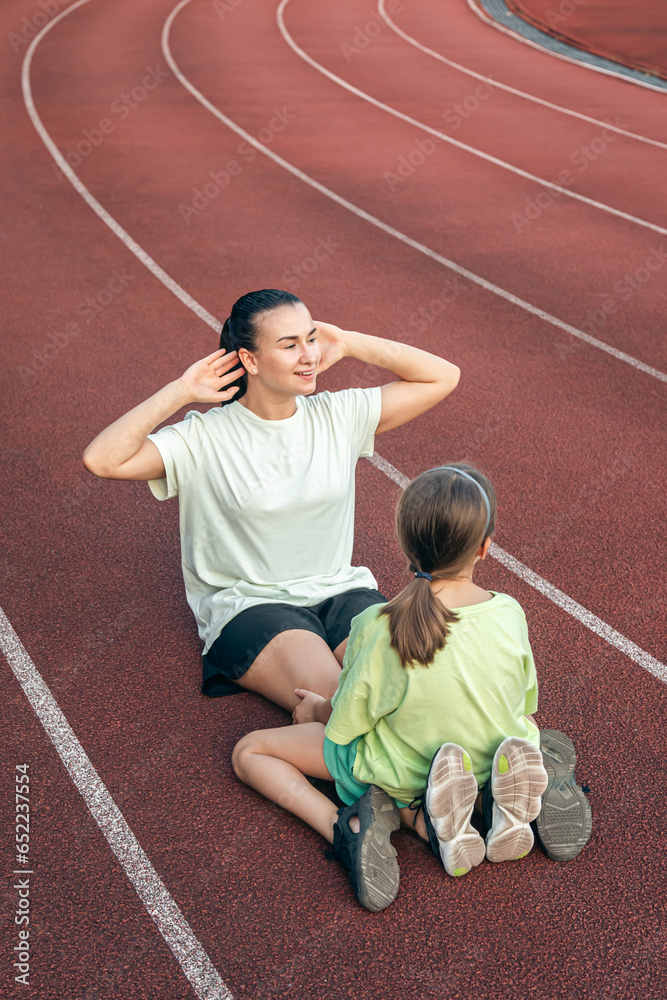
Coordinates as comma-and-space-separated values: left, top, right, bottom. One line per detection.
312, 321, 348, 374
292, 688, 326, 725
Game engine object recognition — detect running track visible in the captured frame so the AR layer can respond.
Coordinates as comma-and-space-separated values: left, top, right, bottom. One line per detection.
1, 1, 666, 998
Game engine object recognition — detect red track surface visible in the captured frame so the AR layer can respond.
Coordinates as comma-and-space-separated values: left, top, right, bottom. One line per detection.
1, 1, 666, 998
506, 0, 667, 81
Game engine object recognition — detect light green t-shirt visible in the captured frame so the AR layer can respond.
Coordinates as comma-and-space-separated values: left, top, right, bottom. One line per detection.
325, 595, 539, 802
147, 387, 382, 653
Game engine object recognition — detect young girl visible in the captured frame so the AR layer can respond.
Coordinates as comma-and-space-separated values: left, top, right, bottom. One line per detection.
233, 464, 590, 911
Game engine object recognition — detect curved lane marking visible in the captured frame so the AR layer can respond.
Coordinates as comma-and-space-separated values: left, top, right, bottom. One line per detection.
465, 0, 667, 94
164, 0, 665, 680
163, 2, 665, 381
277, 0, 667, 240
371, 453, 667, 685
21, 0, 219, 332
377, 0, 667, 151
21, 3, 233, 999
12, 58, 665, 995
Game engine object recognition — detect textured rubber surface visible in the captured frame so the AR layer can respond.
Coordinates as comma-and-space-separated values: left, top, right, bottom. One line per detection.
478, 0, 667, 90
334, 785, 401, 912
2, 0, 667, 996
486, 738, 549, 863
425, 744, 486, 876
537, 728, 593, 861
504, 0, 667, 83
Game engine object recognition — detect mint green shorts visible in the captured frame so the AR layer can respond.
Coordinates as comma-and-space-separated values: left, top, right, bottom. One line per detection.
323, 735, 409, 809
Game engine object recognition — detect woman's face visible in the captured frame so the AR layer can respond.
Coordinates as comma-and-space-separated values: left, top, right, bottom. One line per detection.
246, 302, 322, 398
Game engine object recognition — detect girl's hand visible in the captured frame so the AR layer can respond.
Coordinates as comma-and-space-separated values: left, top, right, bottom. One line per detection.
312, 321, 348, 374
292, 688, 326, 725
178, 348, 243, 404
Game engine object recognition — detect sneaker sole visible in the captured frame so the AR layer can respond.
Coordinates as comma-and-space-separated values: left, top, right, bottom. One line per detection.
536, 729, 592, 862
486, 737, 548, 863
354, 786, 400, 912
425, 744, 485, 877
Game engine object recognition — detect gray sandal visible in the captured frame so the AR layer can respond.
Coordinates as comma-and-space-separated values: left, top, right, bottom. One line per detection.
328, 785, 400, 912
536, 729, 592, 861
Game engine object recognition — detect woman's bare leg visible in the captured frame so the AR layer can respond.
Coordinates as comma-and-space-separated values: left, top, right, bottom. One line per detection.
232, 722, 338, 842
332, 637, 348, 666
234, 629, 342, 711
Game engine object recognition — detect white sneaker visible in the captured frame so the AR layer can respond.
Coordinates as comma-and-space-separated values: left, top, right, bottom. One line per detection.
485, 737, 548, 863
423, 743, 486, 877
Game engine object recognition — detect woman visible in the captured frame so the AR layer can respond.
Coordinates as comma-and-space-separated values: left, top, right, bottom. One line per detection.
83, 289, 460, 711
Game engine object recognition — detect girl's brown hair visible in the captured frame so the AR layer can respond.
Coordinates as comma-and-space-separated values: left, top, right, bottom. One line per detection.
379, 463, 496, 668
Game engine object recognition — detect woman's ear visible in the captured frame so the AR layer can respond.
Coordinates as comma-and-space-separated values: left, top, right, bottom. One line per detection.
238, 348, 256, 373
479, 536, 492, 560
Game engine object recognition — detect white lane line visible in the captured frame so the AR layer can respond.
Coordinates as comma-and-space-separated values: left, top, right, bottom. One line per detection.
0, 609, 233, 1000
367, 453, 667, 685
163, 2, 665, 382
21, 0, 219, 333
464, 0, 667, 95
23, 4, 231, 998
378, 0, 667, 151
20, 0, 665, 692
277, 0, 667, 240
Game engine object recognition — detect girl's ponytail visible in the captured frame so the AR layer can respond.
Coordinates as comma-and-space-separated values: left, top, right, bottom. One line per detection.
380, 463, 496, 668
381, 573, 459, 669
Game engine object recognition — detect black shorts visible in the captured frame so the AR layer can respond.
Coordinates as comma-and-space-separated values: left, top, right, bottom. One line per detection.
201, 587, 386, 697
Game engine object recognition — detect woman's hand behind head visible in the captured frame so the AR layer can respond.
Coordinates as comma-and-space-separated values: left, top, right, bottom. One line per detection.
312, 321, 348, 374
178, 348, 244, 404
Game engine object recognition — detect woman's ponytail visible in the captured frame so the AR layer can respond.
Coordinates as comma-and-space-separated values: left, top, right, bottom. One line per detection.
219, 317, 248, 407
217, 289, 303, 407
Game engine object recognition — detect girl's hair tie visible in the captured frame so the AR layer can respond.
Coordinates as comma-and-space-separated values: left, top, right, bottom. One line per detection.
414, 571, 432, 581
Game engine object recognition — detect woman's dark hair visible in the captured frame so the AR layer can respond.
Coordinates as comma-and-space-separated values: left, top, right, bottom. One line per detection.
379, 463, 496, 669
218, 289, 303, 405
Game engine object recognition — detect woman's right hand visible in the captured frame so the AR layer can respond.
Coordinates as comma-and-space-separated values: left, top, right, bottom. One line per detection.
178, 348, 244, 404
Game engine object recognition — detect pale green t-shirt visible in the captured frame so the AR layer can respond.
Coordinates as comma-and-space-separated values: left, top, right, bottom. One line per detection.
325, 595, 540, 802
146, 387, 382, 653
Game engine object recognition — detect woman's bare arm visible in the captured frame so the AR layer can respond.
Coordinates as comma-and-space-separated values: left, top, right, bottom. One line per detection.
82, 348, 241, 480
313, 322, 460, 435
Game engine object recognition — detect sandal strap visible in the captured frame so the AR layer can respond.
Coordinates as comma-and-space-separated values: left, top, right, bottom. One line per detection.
327, 802, 361, 870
